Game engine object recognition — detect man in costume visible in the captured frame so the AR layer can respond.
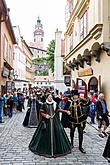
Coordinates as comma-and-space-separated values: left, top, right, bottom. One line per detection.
66, 90, 90, 154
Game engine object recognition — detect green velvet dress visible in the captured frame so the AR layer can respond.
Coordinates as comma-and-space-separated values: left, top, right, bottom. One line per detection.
29, 101, 72, 158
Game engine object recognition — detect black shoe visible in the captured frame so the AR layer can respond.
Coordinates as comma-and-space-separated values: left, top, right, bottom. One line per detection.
108, 160, 110, 163
102, 131, 108, 137
79, 147, 86, 154
99, 133, 104, 138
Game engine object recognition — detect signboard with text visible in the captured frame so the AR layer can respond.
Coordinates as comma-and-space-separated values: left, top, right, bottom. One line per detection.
78, 67, 93, 77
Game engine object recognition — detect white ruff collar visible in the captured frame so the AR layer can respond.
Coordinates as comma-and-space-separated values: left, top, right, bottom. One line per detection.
46, 99, 57, 111
46, 99, 54, 104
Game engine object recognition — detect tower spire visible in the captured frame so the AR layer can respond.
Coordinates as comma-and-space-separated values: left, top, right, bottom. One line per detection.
34, 16, 44, 49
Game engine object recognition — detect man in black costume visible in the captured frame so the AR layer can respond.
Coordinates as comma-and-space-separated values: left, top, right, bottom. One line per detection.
66, 90, 89, 154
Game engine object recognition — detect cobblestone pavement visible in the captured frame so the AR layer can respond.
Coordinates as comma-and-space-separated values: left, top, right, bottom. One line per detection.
0, 108, 109, 165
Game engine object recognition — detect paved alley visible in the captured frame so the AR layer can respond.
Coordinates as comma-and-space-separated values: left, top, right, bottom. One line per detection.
0, 110, 109, 165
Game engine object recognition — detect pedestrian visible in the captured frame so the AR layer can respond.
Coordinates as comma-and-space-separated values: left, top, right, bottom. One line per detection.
0, 95, 5, 123
59, 96, 70, 128
29, 93, 71, 157
65, 90, 88, 153
17, 92, 24, 112
96, 93, 109, 138
4, 93, 9, 116
23, 92, 40, 127
103, 134, 110, 163
7, 95, 14, 118
12, 92, 18, 113
90, 101, 96, 124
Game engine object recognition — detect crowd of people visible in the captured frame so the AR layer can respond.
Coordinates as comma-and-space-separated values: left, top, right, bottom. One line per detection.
0, 87, 110, 162
0, 89, 25, 123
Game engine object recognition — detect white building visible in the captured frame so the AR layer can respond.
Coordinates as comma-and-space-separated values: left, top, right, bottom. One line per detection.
54, 29, 68, 93
13, 25, 28, 91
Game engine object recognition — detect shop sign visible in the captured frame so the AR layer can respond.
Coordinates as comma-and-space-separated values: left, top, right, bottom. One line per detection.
64, 76, 71, 86
78, 68, 93, 77
2, 67, 10, 78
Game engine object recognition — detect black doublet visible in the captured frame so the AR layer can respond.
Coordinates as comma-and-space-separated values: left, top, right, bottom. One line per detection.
68, 100, 86, 128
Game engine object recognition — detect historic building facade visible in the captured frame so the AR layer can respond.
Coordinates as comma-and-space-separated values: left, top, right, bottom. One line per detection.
13, 25, 29, 91
65, 0, 110, 111
22, 39, 34, 90
0, 0, 16, 94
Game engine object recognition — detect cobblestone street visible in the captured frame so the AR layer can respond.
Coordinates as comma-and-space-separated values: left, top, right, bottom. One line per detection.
0, 108, 109, 165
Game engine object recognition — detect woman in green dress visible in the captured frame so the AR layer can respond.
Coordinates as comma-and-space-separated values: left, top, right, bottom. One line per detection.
29, 94, 72, 157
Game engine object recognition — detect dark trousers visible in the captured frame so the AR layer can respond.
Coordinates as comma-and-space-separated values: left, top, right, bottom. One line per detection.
90, 110, 95, 124
8, 107, 13, 118
70, 124, 83, 148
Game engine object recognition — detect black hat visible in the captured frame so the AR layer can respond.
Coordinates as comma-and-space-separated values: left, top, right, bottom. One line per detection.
71, 90, 79, 96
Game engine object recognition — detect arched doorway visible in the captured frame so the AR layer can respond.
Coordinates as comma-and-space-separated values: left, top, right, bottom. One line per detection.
76, 78, 87, 98
88, 76, 98, 93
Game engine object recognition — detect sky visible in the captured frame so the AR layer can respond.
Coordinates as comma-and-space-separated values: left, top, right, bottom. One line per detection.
6, 0, 66, 49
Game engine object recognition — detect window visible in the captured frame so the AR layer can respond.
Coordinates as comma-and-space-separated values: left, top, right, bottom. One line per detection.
4, 35, 8, 60
69, 32, 73, 51
69, 0, 73, 15
41, 38, 43, 42
80, 11, 88, 40
9, 45, 12, 64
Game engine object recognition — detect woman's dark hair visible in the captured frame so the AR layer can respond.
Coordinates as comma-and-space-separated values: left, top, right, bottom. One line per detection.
46, 93, 52, 98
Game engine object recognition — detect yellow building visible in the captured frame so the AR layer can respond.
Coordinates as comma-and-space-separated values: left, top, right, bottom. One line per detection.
65, 0, 110, 111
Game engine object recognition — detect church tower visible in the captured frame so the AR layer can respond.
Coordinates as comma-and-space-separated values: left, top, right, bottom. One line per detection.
33, 16, 44, 49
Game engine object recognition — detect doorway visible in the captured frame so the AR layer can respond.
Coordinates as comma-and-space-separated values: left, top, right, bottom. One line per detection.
88, 76, 98, 93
